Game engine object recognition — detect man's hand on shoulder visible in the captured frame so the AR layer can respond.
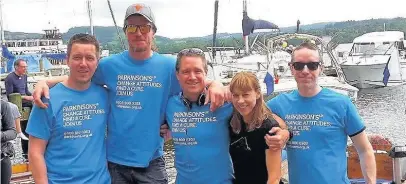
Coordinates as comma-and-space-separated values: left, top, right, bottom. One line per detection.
33, 80, 50, 108
204, 80, 225, 112
265, 127, 290, 150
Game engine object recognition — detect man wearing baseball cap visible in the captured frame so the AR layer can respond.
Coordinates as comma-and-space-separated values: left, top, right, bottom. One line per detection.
32, 3, 228, 184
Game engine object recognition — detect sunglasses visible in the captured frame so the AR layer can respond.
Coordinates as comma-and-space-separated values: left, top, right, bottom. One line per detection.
178, 48, 205, 55
291, 62, 320, 71
125, 24, 152, 34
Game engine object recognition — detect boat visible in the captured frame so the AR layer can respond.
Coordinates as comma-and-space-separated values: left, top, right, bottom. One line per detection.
340, 31, 406, 88
3, 27, 67, 56
206, 0, 359, 101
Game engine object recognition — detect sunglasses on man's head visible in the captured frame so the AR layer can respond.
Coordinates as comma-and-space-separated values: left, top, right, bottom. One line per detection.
178, 48, 205, 57
291, 62, 320, 71
125, 25, 152, 34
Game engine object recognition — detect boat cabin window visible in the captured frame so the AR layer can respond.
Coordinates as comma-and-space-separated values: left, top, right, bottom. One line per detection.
6, 42, 15, 47
17, 42, 27, 47
350, 42, 393, 56
27, 41, 38, 47
50, 41, 59, 46
40, 41, 48, 46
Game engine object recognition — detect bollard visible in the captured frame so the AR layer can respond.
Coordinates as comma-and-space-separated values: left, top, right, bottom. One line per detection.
39, 58, 44, 72
8, 93, 23, 114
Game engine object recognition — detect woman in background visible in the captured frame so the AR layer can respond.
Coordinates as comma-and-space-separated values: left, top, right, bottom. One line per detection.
229, 72, 285, 184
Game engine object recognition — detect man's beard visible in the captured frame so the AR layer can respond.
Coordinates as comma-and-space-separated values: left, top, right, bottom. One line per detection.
132, 46, 148, 52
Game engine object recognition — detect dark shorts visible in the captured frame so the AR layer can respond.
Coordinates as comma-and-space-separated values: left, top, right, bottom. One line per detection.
108, 156, 168, 184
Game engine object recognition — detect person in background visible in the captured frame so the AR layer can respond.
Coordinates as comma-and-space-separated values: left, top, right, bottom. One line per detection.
7, 102, 28, 141
1, 100, 18, 184
5, 59, 33, 108
5, 59, 32, 160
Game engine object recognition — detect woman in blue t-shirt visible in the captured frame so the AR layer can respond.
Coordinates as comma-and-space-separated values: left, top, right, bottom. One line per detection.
229, 72, 285, 184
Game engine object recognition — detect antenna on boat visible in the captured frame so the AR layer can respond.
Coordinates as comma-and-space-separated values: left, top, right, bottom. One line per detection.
106, 0, 126, 50
243, 0, 249, 54
296, 19, 301, 33
212, 0, 219, 59
86, 0, 94, 36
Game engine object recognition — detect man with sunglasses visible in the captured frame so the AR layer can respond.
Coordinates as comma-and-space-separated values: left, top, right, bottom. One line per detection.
265, 42, 376, 184
32, 3, 227, 184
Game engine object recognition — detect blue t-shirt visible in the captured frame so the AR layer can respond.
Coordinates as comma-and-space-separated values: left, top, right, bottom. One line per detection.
266, 88, 365, 184
26, 83, 111, 184
165, 95, 234, 184
93, 51, 181, 167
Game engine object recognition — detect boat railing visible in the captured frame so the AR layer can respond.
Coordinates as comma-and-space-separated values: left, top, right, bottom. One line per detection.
265, 33, 349, 83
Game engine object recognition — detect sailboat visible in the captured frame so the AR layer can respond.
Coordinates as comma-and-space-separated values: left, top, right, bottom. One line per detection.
206, 0, 359, 101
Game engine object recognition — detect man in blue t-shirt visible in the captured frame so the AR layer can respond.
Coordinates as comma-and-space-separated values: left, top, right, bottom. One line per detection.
266, 42, 376, 184
165, 48, 234, 184
32, 3, 227, 184
26, 34, 111, 184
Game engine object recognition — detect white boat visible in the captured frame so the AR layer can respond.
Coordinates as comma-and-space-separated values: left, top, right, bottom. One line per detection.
208, 33, 359, 101
340, 31, 406, 88
3, 28, 67, 56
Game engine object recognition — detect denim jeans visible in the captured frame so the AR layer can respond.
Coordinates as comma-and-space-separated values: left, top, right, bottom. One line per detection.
108, 156, 168, 184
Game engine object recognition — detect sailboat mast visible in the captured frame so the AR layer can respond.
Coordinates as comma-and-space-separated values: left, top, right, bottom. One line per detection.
87, 0, 94, 36
107, 0, 126, 50
212, 0, 219, 59
243, 0, 249, 54
0, 0, 4, 44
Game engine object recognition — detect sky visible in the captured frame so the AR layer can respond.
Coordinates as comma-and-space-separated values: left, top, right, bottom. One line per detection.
1, 0, 406, 38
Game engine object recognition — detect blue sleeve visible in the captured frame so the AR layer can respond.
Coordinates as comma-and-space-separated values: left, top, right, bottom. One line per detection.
165, 110, 171, 130
169, 68, 181, 96
92, 59, 106, 86
344, 98, 366, 137
26, 105, 53, 140
266, 96, 283, 117
5, 75, 14, 97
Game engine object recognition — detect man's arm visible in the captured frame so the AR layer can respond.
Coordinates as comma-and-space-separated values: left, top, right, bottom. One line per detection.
1, 101, 17, 142
343, 97, 375, 184
26, 104, 53, 184
33, 76, 67, 108
24, 75, 32, 96
5, 76, 14, 97
29, 136, 49, 184
265, 114, 290, 150
350, 132, 376, 184
266, 149, 282, 184
203, 79, 226, 112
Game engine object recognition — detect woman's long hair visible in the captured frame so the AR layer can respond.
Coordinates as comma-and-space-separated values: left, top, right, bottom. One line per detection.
229, 72, 273, 134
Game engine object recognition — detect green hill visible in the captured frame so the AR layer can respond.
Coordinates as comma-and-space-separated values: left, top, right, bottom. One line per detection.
3, 17, 406, 54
